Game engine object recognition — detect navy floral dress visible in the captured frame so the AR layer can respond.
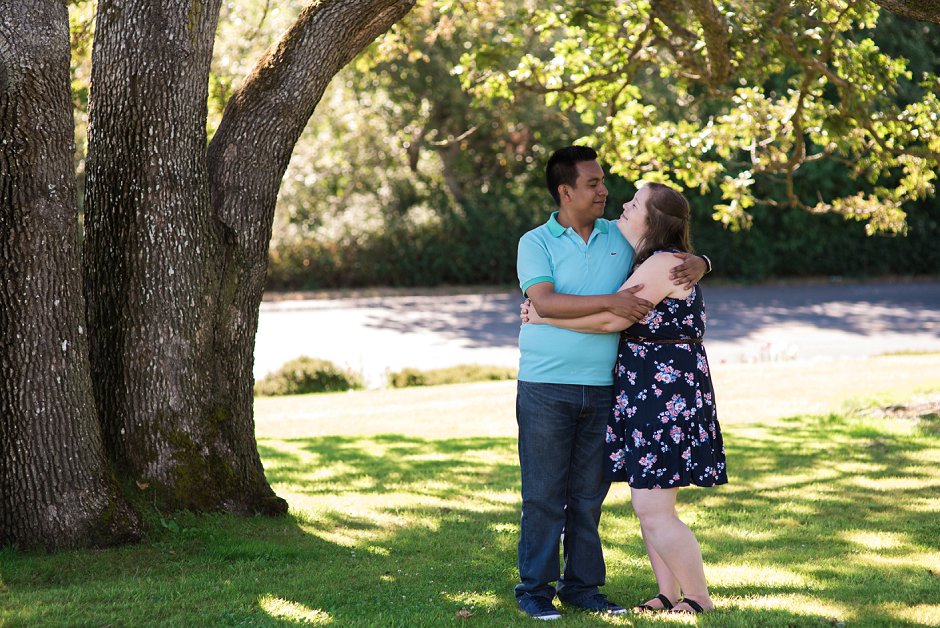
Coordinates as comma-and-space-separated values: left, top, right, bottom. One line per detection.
606, 264, 727, 489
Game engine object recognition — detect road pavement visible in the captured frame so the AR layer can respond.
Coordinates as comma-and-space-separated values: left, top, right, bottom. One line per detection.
254, 280, 940, 387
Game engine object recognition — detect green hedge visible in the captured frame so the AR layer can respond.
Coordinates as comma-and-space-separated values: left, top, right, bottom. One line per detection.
266, 191, 539, 290
686, 188, 940, 283
266, 191, 938, 290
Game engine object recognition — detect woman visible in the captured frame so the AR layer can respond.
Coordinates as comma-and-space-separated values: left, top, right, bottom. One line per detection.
523, 182, 727, 614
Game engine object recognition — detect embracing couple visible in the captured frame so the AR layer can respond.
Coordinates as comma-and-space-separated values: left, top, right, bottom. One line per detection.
514, 145, 727, 620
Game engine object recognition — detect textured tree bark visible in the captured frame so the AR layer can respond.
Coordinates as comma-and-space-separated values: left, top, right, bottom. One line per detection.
83, 0, 415, 515
872, 0, 940, 23
0, 0, 140, 549
82, 0, 269, 513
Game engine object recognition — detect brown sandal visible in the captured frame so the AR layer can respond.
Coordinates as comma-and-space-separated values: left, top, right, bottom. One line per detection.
634, 594, 674, 612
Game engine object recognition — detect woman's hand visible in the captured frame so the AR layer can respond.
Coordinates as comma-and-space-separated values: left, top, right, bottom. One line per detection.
520, 299, 546, 325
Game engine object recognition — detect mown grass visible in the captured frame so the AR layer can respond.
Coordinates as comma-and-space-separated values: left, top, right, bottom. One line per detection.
1, 356, 939, 626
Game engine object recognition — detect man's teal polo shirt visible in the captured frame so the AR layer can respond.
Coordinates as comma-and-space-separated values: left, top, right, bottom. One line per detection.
517, 212, 635, 385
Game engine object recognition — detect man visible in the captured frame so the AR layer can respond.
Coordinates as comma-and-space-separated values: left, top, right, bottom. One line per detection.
514, 146, 708, 620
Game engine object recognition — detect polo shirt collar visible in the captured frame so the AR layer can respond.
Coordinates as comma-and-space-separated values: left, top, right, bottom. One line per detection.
547, 211, 609, 237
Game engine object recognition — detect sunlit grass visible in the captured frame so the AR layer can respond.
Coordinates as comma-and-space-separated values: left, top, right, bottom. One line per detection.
890, 604, 940, 626
0, 355, 938, 625
258, 594, 333, 624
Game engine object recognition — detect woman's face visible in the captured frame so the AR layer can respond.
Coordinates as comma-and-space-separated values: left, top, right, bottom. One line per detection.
617, 186, 651, 244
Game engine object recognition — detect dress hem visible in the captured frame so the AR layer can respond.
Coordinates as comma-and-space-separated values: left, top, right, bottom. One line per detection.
615, 478, 729, 489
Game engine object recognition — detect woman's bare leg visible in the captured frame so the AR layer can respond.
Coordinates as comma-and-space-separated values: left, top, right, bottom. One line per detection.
631, 487, 713, 612
639, 531, 680, 608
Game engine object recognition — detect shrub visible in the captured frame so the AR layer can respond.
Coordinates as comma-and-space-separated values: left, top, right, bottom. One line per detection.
388, 364, 517, 388
254, 356, 363, 396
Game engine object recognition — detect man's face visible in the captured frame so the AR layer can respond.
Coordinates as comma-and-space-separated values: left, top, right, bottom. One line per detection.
561, 160, 608, 217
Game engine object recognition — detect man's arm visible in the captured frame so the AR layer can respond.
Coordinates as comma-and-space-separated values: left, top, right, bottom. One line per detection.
668, 253, 710, 289
526, 282, 653, 324
523, 253, 688, 332
525, 308, 631, 334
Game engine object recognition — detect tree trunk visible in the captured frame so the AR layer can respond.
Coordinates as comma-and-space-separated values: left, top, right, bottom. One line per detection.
83, 0, 414, 514
0, 0, 140, 550
83, 0, 273, 513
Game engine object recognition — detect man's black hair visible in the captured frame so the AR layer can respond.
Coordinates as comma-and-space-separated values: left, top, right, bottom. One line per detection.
545, 146, 598, 206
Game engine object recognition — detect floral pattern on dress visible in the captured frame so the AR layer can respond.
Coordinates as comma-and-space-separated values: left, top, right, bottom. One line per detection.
605, 272, 728, 489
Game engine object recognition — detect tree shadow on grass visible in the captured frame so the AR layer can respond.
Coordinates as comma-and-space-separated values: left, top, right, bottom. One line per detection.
2, 417, 939, 626
666, 412, 940, 625
259, 434, 519, 498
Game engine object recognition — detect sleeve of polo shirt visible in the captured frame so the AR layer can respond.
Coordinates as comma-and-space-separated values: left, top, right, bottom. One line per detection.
517, 233, 554, 296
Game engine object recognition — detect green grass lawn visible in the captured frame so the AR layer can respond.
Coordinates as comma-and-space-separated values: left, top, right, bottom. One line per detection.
2, 355, 939, 626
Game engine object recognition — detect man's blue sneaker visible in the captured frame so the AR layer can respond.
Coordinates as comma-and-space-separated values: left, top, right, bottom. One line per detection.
563, 593, 627, 615
518, 595, 561, 620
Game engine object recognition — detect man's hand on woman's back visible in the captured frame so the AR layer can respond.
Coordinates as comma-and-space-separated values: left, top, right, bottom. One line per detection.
669, 253, 709, 289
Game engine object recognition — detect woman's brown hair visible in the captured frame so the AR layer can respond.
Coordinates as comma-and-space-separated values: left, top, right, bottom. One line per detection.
633, 182, 693, 265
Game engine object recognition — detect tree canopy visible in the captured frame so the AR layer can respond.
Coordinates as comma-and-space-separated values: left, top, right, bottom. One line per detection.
63, 1, 940, 292
450, 0, 939, 235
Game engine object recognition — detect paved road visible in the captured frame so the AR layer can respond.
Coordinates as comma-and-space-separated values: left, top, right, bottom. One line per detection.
254, 280, 940, 387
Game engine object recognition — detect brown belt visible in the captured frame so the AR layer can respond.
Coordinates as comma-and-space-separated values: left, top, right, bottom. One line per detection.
621, 333, 703, 345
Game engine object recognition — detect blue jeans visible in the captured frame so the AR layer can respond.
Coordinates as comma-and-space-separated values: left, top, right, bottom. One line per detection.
514, 380, 612, 603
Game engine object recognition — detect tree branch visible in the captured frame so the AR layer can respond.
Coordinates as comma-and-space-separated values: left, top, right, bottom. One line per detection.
861, 117, 940, 160
773, 27, 851, 89
650, 3, 708, 81
870, 0, 940, 24
651, 0, 732, 86
688, 0, 733, 84
207, 0, 417, 251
